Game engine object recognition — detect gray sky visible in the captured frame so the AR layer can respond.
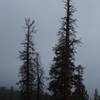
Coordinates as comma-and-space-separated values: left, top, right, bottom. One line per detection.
0, 0, 99, 96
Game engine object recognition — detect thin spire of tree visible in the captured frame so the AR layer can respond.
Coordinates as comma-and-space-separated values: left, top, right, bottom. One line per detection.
17, 18, 36, 100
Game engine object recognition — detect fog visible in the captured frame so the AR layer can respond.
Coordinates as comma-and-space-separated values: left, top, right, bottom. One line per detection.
0, 0, 99, 96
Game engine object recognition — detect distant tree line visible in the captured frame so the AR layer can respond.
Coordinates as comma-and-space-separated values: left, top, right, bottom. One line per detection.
0, 86, 99, 100
0, 86, 52, 100
0, 86, 19, 100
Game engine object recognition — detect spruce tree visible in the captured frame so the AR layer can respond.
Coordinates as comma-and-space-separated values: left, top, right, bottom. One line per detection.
49, 0, 79, 100
17, 18, 37, 100
72, 65, 89, 100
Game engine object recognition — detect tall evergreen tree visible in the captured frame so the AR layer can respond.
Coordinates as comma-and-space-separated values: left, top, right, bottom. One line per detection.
17, 18, 37, 100
72, 65, 89, 100
49, 0, 79, 100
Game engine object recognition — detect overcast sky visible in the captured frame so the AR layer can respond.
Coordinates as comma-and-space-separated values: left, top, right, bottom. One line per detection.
0, 0, 100, 96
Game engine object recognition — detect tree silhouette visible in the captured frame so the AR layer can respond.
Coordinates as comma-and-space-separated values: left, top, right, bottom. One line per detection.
94, 89, 99, 100
35, 53, 44, 100
72, 65, 89, 100
17, 18, 37, 100
49, 0, 79, 100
